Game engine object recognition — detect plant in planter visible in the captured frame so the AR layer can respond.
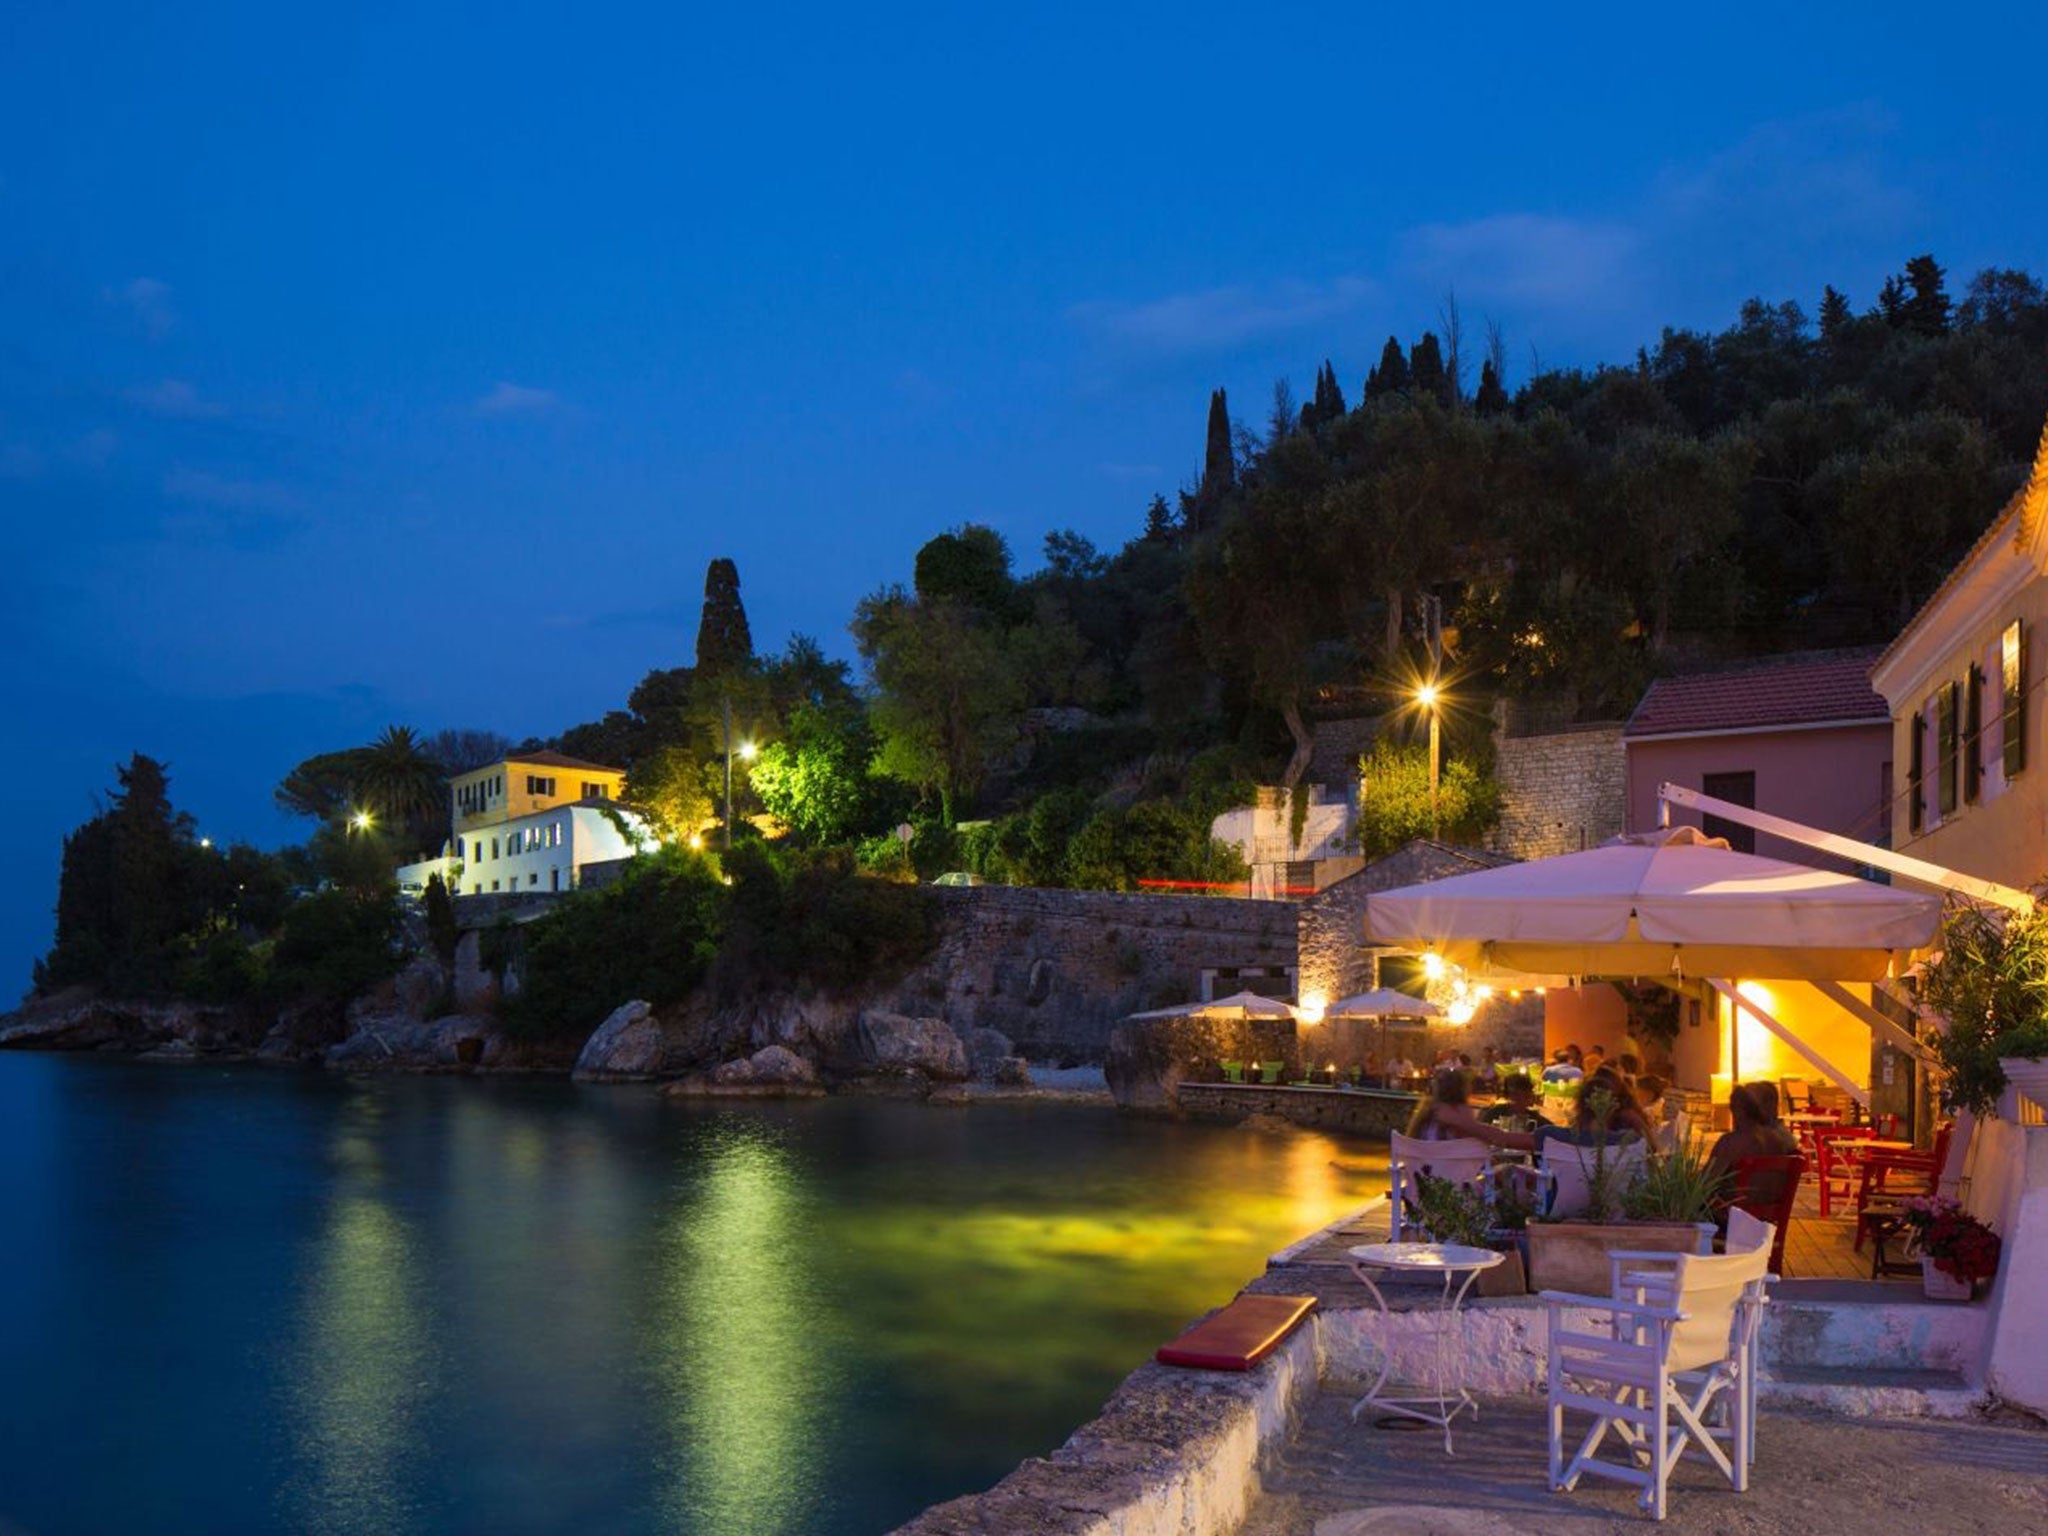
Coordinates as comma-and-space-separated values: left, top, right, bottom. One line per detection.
1917, 895, 2048, 1116
1524, 1133, 1719, 1297
1900, 1195, 2001, 1299
1407, 1171, 1528, 1296
1621, 1138, 1724, 1226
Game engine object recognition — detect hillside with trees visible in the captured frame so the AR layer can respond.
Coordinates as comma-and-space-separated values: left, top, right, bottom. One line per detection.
28, 254, 2048, 1031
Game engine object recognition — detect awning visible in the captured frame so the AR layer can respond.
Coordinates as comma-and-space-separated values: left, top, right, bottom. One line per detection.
1365, 827, 1941, 982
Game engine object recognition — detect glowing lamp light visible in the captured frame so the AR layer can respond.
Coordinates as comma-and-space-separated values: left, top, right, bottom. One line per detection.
738, 741, 759, 762
1421, 951, 1447, 981
350, 811, 373, 832
1298, 991, 1328, 1025
199, 837, 213, 850
1415, 682, 1439, 708
688, 832, 705, 851
1446, 999, 1477, 1025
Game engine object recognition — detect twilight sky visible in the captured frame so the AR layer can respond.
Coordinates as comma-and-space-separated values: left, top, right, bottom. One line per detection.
5, 1, 2047, 997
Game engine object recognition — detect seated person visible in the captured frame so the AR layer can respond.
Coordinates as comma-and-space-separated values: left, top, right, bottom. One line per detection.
1361, 1050, 1383, 1085
1406, 1070, 1536, 1152
1480, 1071, 1538, 1128
1634, 1073, 1669, 1128
1540, 1047, 1585, 1084
1386, 1055, 1417, 1082
1615, 1050, 1642, 1087
1475, 1044, 1502, 1086
1535, 1066, 1653, 1150
1582, 1045, 1608, 1078
1707, 1082, 1799, 1182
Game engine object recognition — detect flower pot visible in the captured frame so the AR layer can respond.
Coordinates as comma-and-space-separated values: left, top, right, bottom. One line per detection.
1920, 1256, 1975, 1301
1525, 1221, 1715, 1297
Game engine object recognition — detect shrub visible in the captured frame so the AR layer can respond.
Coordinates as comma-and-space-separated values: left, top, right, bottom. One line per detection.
269, 887, 403, 1002
1918, 894, 2048, 1115
501, 847, 727, 1040
715, 843, 940, 999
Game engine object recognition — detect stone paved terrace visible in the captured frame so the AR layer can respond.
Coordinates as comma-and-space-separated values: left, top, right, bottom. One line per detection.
1237, 1394, 2048, 1534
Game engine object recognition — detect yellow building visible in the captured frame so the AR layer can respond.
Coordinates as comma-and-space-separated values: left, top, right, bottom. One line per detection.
1870, 418, 2048, 892
449, 751, 627, 836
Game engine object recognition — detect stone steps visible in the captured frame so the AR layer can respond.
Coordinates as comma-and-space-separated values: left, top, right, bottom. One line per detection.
1759, 1364, 1985, 1419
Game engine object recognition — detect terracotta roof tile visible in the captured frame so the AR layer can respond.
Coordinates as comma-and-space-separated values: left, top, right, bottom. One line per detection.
1625, 648, 1889, 738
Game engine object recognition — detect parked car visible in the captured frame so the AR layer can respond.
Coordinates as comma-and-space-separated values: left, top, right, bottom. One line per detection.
931, 871, 985, 887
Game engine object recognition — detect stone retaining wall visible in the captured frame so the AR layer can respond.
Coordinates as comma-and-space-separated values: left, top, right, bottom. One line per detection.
912, 886, 1298, 1064
1489, 721, 1626, 860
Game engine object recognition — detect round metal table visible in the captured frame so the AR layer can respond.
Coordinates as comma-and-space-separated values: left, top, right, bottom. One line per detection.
1346, 1240, 1505, 1454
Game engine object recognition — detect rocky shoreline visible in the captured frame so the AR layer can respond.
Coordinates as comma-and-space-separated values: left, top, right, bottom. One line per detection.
0, 954, 1094, 1103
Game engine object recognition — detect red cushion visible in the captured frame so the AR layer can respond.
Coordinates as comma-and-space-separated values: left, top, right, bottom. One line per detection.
1155, 1294, 1318, 1371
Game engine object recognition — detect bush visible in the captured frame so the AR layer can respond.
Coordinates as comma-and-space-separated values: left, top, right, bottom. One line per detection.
501, 847, 727, 1040
269, 887, 403, 1001
1919, 895, 2048, 1115
715, 843, 940, 999
172, 923, 269, 1004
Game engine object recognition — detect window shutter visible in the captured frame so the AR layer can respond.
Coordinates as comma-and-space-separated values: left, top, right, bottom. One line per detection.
1937, 684, 1959, 816
2004, 620, 2028, 778
1965, 663, 1984, 803
1908, 707, 1924, 834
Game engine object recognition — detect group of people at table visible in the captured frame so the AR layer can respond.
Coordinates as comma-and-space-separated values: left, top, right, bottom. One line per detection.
1405, 1046, 1794, 1192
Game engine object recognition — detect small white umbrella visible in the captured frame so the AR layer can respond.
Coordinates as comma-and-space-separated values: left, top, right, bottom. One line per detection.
1125, 989, 1303, 1021
1366, 826, 1940, 982
1321, 987, 1442, 1019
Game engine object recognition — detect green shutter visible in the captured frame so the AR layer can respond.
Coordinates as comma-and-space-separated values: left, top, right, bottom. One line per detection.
1908, 706, 1924, 834
1965, 663, 1984, 803
1938, 684, 1959, 816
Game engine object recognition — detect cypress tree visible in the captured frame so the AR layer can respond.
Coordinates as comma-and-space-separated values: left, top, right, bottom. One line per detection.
1364, 336, 1408, 401
1473, 359, 1510, 416
694, 558, 754, 677
1877, 274, 1907, 327
1818, 285, 1853, 341
1202, 388, 1234, 496
1409, 333, 1452, 406
1902, 254, 1951, 336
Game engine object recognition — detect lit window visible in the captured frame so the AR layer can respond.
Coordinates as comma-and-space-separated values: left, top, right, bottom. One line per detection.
527, 774, 556, 797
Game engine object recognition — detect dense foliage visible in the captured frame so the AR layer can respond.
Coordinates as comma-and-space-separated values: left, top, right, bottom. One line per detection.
1917, 896, 2048, 1115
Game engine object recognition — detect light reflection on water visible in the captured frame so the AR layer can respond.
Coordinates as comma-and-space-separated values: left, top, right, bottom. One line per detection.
0, 1056, 1384, 1536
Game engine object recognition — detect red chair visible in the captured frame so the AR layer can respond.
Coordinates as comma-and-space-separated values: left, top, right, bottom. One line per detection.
1727, 1154, 1803, 1276
1812, 1125, 1874, 1218
1853, 1123, 1954, 1253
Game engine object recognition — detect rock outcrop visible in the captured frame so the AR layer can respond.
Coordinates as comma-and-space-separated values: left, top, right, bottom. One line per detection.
667, 1043, 826, 1098
323, 1013, 512, 1072
572, 1000, 665, 1080
855, 1010, 970, 1081
0, 991, 265, 1057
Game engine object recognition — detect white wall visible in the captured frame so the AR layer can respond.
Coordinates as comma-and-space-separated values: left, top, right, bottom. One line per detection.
455, 804, 654, 895
1966, 1113, 2048, 1413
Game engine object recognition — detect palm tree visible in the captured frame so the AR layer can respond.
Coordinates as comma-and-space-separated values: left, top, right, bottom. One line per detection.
353, 726, 449, 854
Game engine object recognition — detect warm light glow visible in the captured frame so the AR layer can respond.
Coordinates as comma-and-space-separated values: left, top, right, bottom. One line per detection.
1415, 683, 1439, 709
1446, 999, 1477, 1025
1298, 991, 1327, 1025
738, 740, 758, 762
688, 833, 704, 851
199, 837, 213, 849
350, 811, 373, 832
1421, 951, 1447, 981
1474, 984, 1493, 1001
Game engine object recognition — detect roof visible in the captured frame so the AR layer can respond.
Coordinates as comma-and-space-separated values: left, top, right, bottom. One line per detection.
1624, 648, 1888, 738
452, 749, 625, 779
1873, 413, 2048, 677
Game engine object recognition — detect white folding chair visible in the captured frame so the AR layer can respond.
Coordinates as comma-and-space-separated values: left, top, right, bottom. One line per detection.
1537, 1138, 1647, 1220
1542, 1227, 1775, 1521
1388, 1131, 1492, 1241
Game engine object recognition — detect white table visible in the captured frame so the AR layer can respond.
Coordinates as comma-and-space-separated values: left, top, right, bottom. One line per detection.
1346, 1240, 1505, 1454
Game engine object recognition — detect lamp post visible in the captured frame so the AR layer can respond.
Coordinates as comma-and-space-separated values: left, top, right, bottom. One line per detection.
1416, 681, 1441, 838
720, 692, 756, 849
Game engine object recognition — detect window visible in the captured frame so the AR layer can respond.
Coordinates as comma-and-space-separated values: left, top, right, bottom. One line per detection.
1937, 683, 1959, 816
551, 867, 561, 891
2005, 620, 2027, 778
1700, 772, 1756, 854
529, 872, 539, 886
490, 838, 499, 859
526, 774, 556, 797
491, 879, 500, 891
582, 781, 607, 800
456, 838, 465, 860
1965, 664, 1984, 804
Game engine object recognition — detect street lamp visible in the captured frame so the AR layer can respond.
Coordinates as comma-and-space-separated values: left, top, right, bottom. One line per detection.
720, 693, 757, 849
1415, 681, 1441, 838
350, 810, 374, 833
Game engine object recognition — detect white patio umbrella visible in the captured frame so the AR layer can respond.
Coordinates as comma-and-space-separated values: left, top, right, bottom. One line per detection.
1365, 826, 1941, 983
1126, 989, 1303, 1021
1321, 987, 1442, 1019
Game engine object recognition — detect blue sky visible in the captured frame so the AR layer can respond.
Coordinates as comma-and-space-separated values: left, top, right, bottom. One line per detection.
4, 1, 2046, 999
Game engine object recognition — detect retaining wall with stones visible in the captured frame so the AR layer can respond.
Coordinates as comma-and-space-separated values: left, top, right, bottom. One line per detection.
1295, 840, 1515, 1004
1489, 721, 1627, 860
1177, 1084, 1419, 1137
908, 886, 1299, 1065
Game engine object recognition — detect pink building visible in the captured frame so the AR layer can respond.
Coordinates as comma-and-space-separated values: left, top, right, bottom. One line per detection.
1622, 649, 1893, 869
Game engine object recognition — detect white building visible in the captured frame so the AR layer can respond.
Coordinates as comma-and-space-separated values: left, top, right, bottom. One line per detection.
1209, 785, 1362, 900
453, 800, 656, 895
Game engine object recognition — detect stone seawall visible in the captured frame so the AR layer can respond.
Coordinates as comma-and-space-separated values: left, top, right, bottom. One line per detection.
911, 886, 1298, 1064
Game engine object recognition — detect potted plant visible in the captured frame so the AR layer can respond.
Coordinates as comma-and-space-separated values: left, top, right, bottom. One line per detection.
1900, 1195, 2001, 1301
1917, 896, 2048, 1117
1406, 1171, 1530, 1297
1523, 1094, 1720, 1295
